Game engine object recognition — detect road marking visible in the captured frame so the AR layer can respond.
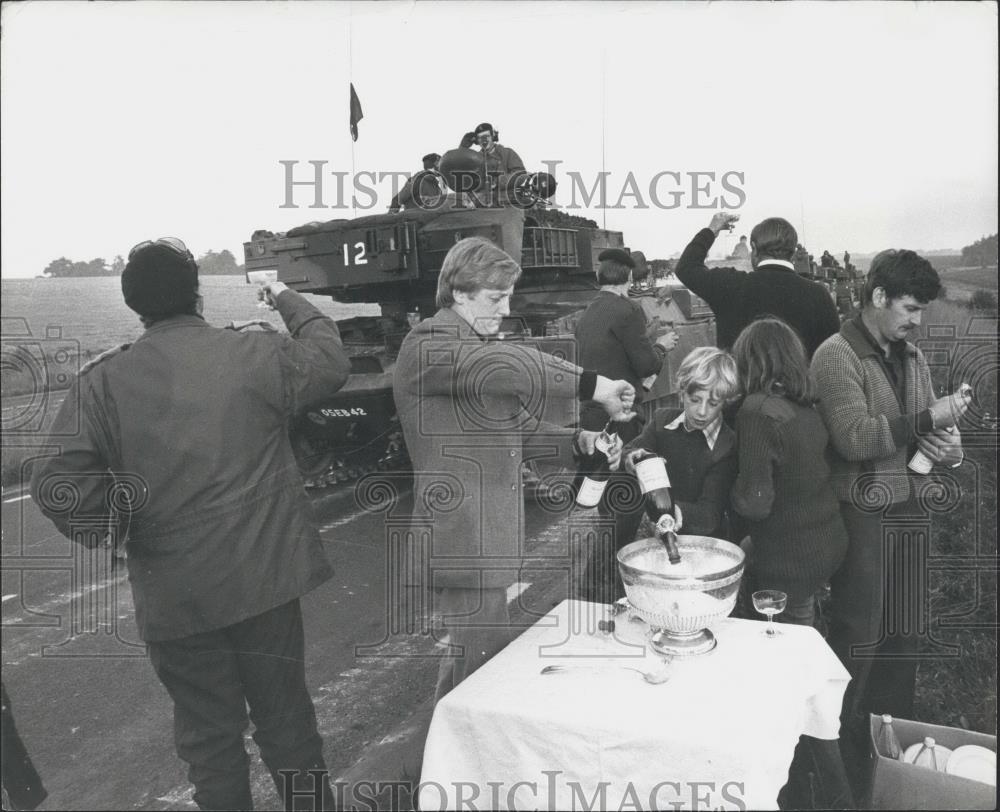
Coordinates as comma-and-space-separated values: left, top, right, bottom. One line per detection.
2, 594, 17, 603
155, 787, 196, 806
506, 581, 532, 604
319, 514, 362, 533
2, 573, 125, 626
3, 493, 31, 503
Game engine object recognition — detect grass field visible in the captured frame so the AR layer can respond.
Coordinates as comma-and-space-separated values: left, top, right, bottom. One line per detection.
851, 254, 969, 273
936, 264, 999, 303
908, 295, 998, 736
1, 276, 377, 488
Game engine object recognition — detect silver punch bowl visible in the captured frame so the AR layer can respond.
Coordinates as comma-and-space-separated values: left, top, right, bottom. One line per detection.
617, 536, 746, 656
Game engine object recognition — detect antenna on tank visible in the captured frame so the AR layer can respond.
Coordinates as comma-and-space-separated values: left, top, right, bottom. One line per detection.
601, 49, 607, 231
349, 3, 357, 219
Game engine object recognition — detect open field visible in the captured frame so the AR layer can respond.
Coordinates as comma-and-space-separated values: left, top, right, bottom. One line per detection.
937, 264, 999, 302
2, 276, 377, 488
1, 276, 377, 357
849, 257, 996, 303
851, 254, 969, 273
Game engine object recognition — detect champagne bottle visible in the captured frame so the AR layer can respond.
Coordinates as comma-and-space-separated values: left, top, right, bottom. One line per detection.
575, 430, 617, 509
910, 383, 972, 473
632, 451, 681, 564
875, 714, 902, 760
912, 737, 939, 771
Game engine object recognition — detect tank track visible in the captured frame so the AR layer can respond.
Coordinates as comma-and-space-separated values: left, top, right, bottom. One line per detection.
301, 427, 409, 489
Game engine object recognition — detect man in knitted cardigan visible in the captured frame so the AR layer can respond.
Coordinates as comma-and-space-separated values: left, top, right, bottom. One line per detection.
811, 249, 971, 741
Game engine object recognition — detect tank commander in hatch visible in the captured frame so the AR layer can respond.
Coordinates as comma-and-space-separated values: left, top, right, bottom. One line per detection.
474, 121, 526, 200
389, 152, 444, 213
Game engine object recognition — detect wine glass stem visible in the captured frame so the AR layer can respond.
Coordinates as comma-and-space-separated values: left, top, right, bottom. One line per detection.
767, 616, 775, 636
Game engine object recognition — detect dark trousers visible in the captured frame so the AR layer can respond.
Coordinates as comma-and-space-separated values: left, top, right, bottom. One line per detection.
827, 498, 924, 738
148, 599, 333, 811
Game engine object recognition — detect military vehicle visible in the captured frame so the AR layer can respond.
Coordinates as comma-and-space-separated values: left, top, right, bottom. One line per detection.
244, 150, 714, 485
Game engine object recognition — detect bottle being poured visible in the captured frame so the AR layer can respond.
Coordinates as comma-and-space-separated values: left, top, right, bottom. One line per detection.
574, 423, 619, 510
632, 451, 682, 564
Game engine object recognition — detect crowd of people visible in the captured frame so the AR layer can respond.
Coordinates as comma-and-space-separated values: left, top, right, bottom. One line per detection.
22, 206, 973, 809
569, 213, 972, 801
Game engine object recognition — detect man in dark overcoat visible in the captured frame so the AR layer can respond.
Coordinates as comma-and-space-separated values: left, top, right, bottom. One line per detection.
393, 236, 634, 782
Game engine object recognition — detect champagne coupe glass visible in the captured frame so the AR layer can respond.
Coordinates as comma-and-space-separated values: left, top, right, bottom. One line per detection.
752, 590, 787, 637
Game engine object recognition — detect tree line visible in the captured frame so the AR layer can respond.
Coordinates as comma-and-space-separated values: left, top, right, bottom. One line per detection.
41, 249, 244, 278
961, 234, 997, 268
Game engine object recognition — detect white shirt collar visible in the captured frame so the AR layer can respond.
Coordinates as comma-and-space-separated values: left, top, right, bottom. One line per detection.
756, 259, 795, 271
664, 412, 722, 451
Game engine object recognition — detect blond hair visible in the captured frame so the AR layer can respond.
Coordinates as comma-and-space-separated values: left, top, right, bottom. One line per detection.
675, 346, 740, 403
435, 237, 522, 308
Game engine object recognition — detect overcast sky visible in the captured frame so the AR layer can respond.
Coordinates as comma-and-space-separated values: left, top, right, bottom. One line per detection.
2, 0, 997, 277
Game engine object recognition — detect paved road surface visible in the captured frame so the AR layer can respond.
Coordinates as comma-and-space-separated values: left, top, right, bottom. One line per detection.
2, 476, 585, 810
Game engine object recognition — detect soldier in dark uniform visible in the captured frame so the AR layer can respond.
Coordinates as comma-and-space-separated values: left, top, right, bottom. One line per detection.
474, 122, 526, 201
389, 152, 444, 213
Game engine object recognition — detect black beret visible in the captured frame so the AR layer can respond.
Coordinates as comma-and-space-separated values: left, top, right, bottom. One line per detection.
122, 244, 199, 317
474, 122, 494, 135
598, 248, 635, 269
422, 152, 441, 165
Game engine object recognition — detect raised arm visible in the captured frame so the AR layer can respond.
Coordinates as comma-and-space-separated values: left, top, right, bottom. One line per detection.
675, 213, 742, 303
266, 284, 352, 413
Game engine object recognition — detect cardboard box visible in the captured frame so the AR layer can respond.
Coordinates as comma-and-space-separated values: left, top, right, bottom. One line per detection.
868, 714, 996, 810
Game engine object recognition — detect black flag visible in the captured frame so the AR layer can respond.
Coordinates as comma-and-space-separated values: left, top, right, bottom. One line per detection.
349, 83, 363, 142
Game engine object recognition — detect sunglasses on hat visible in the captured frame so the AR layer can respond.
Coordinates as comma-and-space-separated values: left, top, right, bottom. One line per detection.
128, 237, 192, 261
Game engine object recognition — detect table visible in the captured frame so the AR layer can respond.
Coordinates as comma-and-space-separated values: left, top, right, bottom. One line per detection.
419, 599, 850, 811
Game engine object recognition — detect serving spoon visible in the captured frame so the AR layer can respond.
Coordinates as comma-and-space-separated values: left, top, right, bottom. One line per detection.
540, 664, 672, 685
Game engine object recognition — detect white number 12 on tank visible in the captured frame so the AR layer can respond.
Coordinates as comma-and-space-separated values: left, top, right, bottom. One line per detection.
343, 242, 368, 265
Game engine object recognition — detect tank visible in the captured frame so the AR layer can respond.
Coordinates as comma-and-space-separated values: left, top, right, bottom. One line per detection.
244, 157, 715, 486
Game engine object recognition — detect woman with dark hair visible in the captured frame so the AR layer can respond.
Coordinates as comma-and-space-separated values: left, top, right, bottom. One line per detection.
730, 317, 848, 627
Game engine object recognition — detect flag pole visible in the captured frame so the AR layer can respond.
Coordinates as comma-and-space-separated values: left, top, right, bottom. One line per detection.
601, 48, 607, 231
349, 4, 357, 218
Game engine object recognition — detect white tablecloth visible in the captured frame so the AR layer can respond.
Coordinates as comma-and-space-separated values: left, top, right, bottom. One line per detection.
419, 599, 850, 811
